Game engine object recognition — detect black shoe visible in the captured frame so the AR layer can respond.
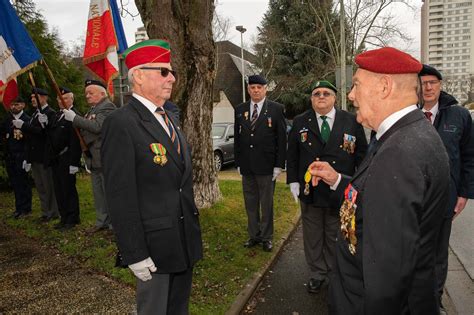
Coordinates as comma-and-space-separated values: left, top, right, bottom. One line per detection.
39, 214, 59, 223
54, 222, 65, 230
307, 278, 323, 293
262, 240, 273, 252
58, 223, 76, 231
244, 239, 261, 248
13, 212, 30, 219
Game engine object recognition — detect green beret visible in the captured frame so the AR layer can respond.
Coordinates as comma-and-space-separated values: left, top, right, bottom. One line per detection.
312, 80, 337, 94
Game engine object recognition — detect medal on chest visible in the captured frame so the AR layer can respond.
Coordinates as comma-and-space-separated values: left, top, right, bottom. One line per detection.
13, 129, 23, 140
150, 143, 168, 166
341, 133, 356, 154
340, 183, 358, 255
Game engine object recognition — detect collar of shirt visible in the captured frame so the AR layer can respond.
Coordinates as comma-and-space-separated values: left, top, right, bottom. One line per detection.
249, 97, 266, 117
40, 104, 49, 110
12, 111, 24, 120
376, 105, 418, 140
133, 93, 170, 136
315, 106, 336, 130
422, 102, 438, 124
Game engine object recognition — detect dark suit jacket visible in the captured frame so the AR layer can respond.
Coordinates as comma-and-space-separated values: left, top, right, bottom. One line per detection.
101, 96, 203, 273
329, 109, 450, 315
44, 108, 82, 168
287, 108, 367, 207
21, 105, 56, 164
73, 98, 116, 170
234, 99, 287, 175
1, 111, 30, 162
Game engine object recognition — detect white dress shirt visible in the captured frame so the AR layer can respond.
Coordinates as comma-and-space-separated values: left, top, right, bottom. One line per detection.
422, 103, 439, 125
315, 106, 336, 131
134, 93, 170, 136
249, 97, 266, 118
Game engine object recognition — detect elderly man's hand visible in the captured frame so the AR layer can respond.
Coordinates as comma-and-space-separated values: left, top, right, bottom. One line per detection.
63, 109, 76, 122
128, 257, 157, 281
308, 161, 339, 187
453, 197, 468, 220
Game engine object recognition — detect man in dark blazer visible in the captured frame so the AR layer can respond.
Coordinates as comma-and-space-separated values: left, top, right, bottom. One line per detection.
234, 74, 287, 252
12, 87, 59, 221
63, 80, 116, 232
287, 80, 367, 294
309, 47, 450, 314
1, 97, 32, 219
45, 87, 82, 231
101, 39, 202, 315
419, 64, 474, 314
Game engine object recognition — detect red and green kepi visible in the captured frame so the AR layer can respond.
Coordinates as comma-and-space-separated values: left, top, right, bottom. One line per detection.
312, 80, 337, 94
123, 39, 171, 69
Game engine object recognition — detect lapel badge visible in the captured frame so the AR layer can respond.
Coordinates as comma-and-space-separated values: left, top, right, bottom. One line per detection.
342, 133, 356, 154
300, 132, 307, 143
340, 183, 358, 255
244, 111, 249, 120
150, 143, 168, 166
267, 117, 272, 128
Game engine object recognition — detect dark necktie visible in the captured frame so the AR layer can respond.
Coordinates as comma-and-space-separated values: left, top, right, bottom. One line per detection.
156, 107, 181, 155
367, 135, 378, 154
424, 111, 433, 123
320, 115, 330, 142
251, 103, 258, 129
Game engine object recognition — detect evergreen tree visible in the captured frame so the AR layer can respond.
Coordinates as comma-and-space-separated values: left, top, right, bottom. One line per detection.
255, 0, 341, 118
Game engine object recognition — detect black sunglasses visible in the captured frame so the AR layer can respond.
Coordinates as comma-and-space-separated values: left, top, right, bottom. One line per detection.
139, 67, 177, 79
312, 91, 335, 98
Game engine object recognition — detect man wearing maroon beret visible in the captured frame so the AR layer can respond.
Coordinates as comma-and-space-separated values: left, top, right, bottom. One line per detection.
101, 39, 202, 314
308, 47, 450, 314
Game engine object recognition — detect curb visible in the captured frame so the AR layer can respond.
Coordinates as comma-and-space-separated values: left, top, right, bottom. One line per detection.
225, 211, 302, 315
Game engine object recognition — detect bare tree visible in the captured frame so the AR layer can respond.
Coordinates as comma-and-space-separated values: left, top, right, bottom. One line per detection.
213, 0, 232, 42
134, 0, 221, 208
309, 0, 415, 65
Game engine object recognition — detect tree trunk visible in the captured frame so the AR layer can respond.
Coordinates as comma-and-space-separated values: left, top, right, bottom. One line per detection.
135, 0, 221, 208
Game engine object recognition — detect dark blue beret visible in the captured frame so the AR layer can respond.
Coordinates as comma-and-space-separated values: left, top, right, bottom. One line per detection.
248, 74, 267, 85
12, 96, 25, 103
85, 79, 106, 89
419, 64, 443, 80
31, 87, 49, 96
59, 86, 72, 95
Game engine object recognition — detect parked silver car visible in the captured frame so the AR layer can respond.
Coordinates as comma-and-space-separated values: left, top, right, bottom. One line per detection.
212, 122, 234, 171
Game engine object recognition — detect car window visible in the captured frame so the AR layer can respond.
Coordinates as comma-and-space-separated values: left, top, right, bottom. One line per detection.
227, 125, 234, 138
212, 125, 226, 139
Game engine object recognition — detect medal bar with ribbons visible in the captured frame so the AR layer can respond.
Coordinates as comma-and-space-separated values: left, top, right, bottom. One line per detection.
340, 183, 358, 255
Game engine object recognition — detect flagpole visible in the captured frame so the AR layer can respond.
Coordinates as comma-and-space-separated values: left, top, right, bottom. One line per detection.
40, 59, 91, 157
28, 71, 44, 116
119, 56, 124, 107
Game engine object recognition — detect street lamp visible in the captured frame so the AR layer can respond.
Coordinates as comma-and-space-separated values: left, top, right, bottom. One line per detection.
236, 25, 247, 103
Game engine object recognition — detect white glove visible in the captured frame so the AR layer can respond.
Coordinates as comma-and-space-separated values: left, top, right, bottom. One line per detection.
12, 119, 24, 129
63, 109, 76, 122
69, 166, 79, 174
22, 160, 31, 172
237, 167, 241, 176
128, 257, 157, 281
272, 167, 282, 181
37, 113, 48, 125
290, 182, 300, 203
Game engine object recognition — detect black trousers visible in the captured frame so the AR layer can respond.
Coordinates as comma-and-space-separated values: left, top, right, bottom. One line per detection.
435, 215, 453, 302
136, 268, 193, 315
5, 156, 32, 214
51, 157, 80, 224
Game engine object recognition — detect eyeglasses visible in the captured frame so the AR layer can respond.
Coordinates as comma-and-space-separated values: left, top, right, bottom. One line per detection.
312, 91, 335, 98
421, 80, 440, 87
139, 67, 177, 79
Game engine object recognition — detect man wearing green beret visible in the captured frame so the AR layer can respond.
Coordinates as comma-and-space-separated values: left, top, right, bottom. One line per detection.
287, 80, 367, 294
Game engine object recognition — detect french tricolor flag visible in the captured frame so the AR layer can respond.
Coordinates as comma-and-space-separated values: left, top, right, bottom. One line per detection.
0, 0, 42, 110
83, 0, 127, 96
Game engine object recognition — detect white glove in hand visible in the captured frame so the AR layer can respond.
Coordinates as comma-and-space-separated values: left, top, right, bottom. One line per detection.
128, 257, 157, 281
237, 167, 241, 176
69, 166, 79, 174
290, 182, 300, 203
12, 119, 24, 129
63, 109, 76, 122
22, 160, 31, 172
272, 167, 282, 181
37, 113, 48, 125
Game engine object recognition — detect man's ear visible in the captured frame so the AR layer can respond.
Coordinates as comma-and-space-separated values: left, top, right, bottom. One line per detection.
379, 75, 393, 99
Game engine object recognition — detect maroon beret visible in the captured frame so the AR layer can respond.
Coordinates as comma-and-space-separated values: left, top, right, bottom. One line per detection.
355, 47, 422, 74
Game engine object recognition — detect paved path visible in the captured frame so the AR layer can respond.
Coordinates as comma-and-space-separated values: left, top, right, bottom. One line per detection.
244, 224, 328, 314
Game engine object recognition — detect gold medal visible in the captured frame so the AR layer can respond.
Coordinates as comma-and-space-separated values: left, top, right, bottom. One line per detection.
153, 155, 162, 165
161, 155, 168, 165
303, 170, 311, 195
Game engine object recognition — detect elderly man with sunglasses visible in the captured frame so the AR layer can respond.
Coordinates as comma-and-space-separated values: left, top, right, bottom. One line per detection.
287, 80, 367, 294
62, 79, 116, 232
101, 39, 202, 315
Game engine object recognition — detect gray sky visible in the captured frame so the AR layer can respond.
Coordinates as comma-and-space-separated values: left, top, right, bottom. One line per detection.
34, 0, 422, 57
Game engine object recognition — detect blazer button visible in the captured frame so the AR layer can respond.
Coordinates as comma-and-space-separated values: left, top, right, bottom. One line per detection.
316, 157, 320, 161
251, 133, 254, 137
250, 145, 253, 148
179, 188, 182, 192
179, 216, 184, 220
309, 142, 312, 146
332, 161, 336, 164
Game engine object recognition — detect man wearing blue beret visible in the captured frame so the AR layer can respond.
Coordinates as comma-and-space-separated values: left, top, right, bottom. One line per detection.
234, 74, 287, 252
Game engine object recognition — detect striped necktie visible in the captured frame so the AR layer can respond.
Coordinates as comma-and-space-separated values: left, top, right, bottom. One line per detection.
156, 107, 181, 155
251, 103, 258, 129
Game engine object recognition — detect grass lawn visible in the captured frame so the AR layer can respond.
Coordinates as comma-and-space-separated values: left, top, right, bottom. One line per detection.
0, 173, 299, 314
